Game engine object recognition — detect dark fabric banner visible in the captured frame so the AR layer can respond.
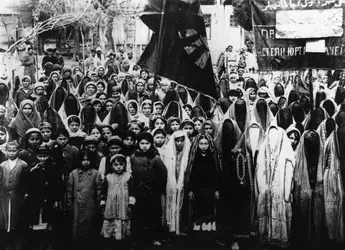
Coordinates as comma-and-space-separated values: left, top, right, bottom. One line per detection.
252, 0, 345, 70
138, 0, 217, 99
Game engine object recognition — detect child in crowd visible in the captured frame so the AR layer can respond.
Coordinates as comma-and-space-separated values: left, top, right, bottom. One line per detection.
66, 115, 87, 149
39, 122, 55, 148
0, 141, 28, 250
14, 75, 33, 107
19, 128, 42, 168
66, 149, 102, 249
101, 154, 135, 249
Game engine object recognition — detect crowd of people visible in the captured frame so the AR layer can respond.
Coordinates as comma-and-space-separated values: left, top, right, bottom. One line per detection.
0, 43, 345, 250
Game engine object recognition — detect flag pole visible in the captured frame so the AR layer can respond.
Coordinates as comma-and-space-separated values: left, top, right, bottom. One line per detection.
151, 0, 167, 113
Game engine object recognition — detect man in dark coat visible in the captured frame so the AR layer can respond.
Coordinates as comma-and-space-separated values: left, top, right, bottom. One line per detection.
42, 48, 58, 69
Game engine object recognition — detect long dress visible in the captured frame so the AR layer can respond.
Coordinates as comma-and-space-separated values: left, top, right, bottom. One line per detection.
163, 131, 191, 235
101, 172, 135, 240
255, 125, 295, 248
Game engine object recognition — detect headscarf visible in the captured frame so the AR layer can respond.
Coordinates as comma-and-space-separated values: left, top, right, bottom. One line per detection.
276, 108, 293, 130
269, 102, 279, 116
9, 99, 41, 139
81, 103, 97, 134
193, 94, 215, 114
177, 86, 193, 106
135, 132, 158, 159
0, 83, 9, 106
335, 86, 345, 105
59, 93, 82, 128
162, 101, 189, 121
190, 106, 207, 119
253, 98, 273, 132
0, 126, 9, 152
66, 115, 87, 138
201, 119, 216, 138
224, 99, 250, 133
49, 86, 68, 111
321, 98, 338, 117
163, 88, 180, 107
287, 90, 300, 107
274, 83, 285, 98
109, 101, 129, 133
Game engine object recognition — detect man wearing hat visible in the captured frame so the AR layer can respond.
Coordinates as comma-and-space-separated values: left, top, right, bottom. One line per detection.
85, 48, 101, 72
105, 50, 121, 74
42, 48, 58, 69
95, 47, 105, 65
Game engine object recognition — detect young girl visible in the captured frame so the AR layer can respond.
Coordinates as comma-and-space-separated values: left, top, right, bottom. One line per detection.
38, 122, 55, 148
122, 130, 136, 157
9, 99, 41, 144
128, 120, 144, 136
66, 115, 87, 149
19, 128, 43, 168
185, 133, 221, 235
167, 117, 181, 135
151, 116, 167, 131
66, 149, 102, 247
101, 154, 135, 247
90, 125, 106, 154
130, 132, 167, 247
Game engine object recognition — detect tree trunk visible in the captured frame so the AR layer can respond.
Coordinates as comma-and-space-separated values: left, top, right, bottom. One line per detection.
80, 26, 86, 73
73, 24, 80, 61
105, 16, 115, 51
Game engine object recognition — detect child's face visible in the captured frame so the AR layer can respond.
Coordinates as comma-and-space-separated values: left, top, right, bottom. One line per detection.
99, 94, 107, 103
69, 122, 80, 133
136, 83, 145, 93
203, 124, 213, 135
102, 128, 112, 140
81, 155, 90, 169
154, 119, 165, 130
112, 159, 125, 175
198, 138, 210, 154
85, 144, 97, 152
109, 144, 122, 155
249, 90, 257, 102
22, 78, 30, 88
142, 104, 151, 117
91, 74, 98, 81
106, 102, 114, 111
0, 109, 5, 118
141, 72, 148, 80
35, 87, 44, 96
0, 130, 6, 144
123, 136, 134, 147
98, 68, 105, 76
7, 145, 19, 160
194, 121, 202, 132
22, 104, 33, 117
112, 91, 121, 101
93, 103, 101, 112
174, 136, 185, 151
90, 128, 101, 140
37, 154, 49, 164
183, 124, 194, 136
170, 121, 180, 132
56, 134, 68, 148
52, 74, 59, 82
97, 84, 105, 93
129, 124, 141, 135
184, 107, 192, 117
128, 104, 136, 115
40, 128, 52, 142
154, 133, 165, 148
229, 95, 238, 103
28, 132, 42, 149
139, 139, 151, 152
154, 104, 163, 115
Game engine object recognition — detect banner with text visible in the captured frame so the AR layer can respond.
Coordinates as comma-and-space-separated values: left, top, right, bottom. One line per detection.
252, 0, 345, 70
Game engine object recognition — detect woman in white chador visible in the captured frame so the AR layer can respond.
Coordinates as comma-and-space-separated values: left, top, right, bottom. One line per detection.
163, 130, 191, 235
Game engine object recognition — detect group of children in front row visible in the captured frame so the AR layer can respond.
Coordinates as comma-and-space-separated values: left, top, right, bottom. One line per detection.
0, 122, 221, 250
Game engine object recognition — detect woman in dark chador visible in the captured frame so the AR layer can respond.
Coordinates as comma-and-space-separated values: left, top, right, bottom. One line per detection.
292, 130, 324, 250
229, 121, 265, 249
323, 110, 345, 245
276, 108, 293, 130
185, 133, 221, 239
224, 99, 250, 133
214, 118, 242, 246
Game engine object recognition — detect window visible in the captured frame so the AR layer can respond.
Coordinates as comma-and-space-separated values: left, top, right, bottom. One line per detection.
230, 14, 238, 27
204, 14, 211, 40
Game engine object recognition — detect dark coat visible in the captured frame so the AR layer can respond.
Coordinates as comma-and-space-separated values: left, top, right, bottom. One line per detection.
24, 160, 63, 226
66, 168, 102, 239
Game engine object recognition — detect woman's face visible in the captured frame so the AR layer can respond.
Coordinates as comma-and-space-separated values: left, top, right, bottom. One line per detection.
278, 97, 286, 108
136, 83, 145, 93
118, 75, 125, 82
154, 118, 165, 130
102, 127, 112, 140
194, 120, 203, 132
154, 104, 163, 115
105, 102, 114, 111
52, 74, 59, 82
35, 87, 44, 96
128, 103, 136, 116
141, 72, 148, 80
91, 74, 98, 82
97, 84, 105, 93
288, 132, 299, 150
40, 128, 52, 142
170, 121, 180, 132
98, 68, 105, 76
86, 85, 96, 96
93, 103, 102, 113
28, 132, 42, 149
139, 139, 151, 152
198, 138, 210, 154
129, 124, 141, 135
69, 121, 80, 133
90, 128, 101, 140
0, 130, 6, 144
184, 106, 192, 117
22, 104, 33, 117
111, 91, 121, 101
249, 90, 257, 102
63, 71, 71, 78
142, 104, 151, 117
43, 80, 49, 89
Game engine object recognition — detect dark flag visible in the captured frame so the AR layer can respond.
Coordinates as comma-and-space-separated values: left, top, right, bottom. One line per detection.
138, 0, 217, 99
